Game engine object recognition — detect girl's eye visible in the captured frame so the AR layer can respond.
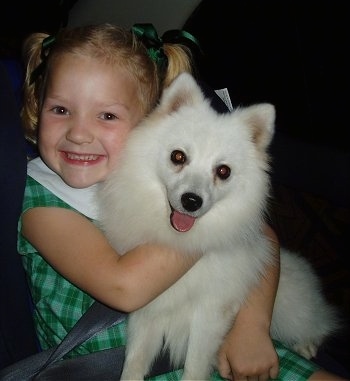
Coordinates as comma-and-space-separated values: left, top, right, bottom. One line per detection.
216, 164, 231, 180
101, 112, 118, 121
171, 150, 186, 165
52, 106, 68, 115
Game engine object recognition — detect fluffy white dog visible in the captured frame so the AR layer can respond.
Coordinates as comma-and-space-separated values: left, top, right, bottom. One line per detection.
97, 72, 339, 380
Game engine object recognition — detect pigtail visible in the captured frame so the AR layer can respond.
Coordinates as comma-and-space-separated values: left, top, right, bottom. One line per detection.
21, 33, 50, 145
162, 43, 193, 88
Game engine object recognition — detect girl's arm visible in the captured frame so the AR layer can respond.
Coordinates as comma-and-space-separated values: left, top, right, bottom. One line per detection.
22, 207, 198, 312
217, 224, 280, 380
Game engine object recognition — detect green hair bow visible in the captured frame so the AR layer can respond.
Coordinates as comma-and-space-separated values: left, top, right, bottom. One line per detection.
131, 23, 200, 71
30, 35, 56, 84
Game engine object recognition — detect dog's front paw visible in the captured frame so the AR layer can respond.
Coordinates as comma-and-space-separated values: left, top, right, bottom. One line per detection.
120, 369, 144, 381
182, 370, 211, 380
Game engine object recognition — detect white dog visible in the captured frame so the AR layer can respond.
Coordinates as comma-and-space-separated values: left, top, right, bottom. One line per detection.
97, 72, 339, 380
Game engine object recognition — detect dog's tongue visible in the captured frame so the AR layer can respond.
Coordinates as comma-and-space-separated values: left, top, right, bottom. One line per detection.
171, 210, 196, 232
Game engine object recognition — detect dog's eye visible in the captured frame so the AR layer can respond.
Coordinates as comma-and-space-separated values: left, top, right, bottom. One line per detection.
217, 165, 231, 180
171, 150, 186, 165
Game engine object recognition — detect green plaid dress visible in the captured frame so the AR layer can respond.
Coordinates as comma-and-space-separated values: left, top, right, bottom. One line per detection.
18, 175, 319, 380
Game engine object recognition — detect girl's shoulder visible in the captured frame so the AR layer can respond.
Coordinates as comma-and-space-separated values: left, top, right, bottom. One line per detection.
24, 175, 72, 211
26, 157, 98, 219
25, 157, 71, 210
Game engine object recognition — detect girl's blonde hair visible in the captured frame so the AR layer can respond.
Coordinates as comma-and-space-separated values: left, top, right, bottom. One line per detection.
22, 23, 194, 145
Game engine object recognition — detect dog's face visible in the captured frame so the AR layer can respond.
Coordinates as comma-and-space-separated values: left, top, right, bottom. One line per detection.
99, 73, 276, 252
141, 73, 275, 230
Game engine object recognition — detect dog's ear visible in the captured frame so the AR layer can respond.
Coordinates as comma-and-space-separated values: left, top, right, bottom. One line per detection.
237, 103, 276, 152
158, 72, 205, 114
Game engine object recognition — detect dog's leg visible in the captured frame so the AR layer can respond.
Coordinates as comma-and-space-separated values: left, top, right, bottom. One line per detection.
181, 307, 232, 380
120, 314, 164, 380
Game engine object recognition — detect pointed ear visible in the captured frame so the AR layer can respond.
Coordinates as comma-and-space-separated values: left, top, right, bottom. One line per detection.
238, 103, 275, 152
157, 72, 206, 114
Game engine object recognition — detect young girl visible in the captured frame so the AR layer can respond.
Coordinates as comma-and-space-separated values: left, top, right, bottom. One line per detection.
18, 23, 339, 380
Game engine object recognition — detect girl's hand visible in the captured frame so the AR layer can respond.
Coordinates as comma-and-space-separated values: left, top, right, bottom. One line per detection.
217, 321, 279, 381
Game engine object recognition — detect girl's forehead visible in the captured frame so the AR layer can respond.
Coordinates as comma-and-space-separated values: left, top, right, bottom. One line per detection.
48, 52, 146, 113
50, 53, 134, 85
46, 53, 143, 115
52, 52, 121, 71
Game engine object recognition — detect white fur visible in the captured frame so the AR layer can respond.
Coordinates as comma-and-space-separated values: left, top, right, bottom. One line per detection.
97, 73, 339, 380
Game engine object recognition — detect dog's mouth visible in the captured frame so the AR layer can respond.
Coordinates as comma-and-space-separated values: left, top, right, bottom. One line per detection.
170, 209, 196, 232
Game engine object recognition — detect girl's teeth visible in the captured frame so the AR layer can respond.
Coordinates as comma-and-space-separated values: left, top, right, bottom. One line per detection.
66, 153, 98, 161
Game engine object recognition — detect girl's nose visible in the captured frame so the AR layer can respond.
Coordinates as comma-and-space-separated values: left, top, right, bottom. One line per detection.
66, 122, 94, 144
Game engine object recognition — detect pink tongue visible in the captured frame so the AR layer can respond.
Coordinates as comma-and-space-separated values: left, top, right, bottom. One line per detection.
171, 210, 196, 232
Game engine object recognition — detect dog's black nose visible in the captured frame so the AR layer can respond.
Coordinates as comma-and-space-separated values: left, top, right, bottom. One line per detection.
181, 192, 203, 212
